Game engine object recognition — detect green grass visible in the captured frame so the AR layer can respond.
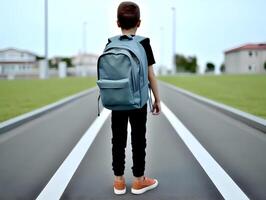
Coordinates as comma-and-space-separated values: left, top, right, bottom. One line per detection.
159, 74, 266, 119
0, 77, 96, 122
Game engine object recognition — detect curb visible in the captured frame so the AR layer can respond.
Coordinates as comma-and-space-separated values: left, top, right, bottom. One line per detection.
160, 81, 266, 133
0, 87, 97, 134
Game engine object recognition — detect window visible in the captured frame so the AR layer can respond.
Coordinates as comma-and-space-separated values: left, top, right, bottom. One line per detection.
249, 51, 253, 57
248, 66, 252, 70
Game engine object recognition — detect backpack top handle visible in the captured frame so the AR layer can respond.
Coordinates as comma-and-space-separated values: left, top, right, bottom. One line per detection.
119, 35, 134, 40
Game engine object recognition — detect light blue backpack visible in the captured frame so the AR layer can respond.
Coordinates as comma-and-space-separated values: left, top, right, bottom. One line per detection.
97, 35, 151, 112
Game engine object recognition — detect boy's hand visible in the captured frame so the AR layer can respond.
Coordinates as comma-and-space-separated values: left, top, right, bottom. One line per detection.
152, 101, 161, 115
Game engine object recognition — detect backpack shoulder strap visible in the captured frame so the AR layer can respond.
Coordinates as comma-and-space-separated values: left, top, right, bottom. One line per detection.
133, 35, 146, 43
108, 35, 146, 43
107, 35, 134, 48
108, 35, 121, 43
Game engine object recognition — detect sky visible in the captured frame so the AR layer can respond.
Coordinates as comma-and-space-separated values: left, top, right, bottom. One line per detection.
1, 0, 266, 73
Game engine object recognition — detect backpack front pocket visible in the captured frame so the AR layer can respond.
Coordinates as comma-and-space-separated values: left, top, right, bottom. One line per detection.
97, 78, 134, 106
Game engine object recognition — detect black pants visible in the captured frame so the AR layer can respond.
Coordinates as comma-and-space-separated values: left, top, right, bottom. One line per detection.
111, 104, 147, 177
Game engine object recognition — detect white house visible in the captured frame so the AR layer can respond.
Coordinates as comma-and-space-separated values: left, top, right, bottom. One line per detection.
0, 48, 39, 77
224, 43, 266, 74
72, 53, 98, 76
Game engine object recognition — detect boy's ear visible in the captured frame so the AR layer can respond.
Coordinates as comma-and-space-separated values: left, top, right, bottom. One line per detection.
117, 20, 121, 27
137, 20, 141, 27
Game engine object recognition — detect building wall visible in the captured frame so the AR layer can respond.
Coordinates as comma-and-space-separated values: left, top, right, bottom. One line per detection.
72, 53, 98, 76
0, 49, 38, 76
0, 63, 37, 74
225, 50, 266, 74
258, 50, 266, 73
225, 51, 240, 73
0, 49, 36, 62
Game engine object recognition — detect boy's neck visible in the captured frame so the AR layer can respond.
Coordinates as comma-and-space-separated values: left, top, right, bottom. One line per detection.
121, 27, 137, 36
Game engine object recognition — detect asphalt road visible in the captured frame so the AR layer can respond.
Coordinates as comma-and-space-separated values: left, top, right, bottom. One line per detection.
0, 83, 266, 200
0, 91, 99, 199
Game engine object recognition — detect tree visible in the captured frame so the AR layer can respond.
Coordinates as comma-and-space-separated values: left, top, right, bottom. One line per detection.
175, 54, 197, 73
187, 56, 197, 73
36, 56, 44, 60
49, 58, 59, 69
48, 57, 73, 69
220, 63, 225, 73
205, 62, 215, 72
175, 54, 186, 72
61, 57, 73, 68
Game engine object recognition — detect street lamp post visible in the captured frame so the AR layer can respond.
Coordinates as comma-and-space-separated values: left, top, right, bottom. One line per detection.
45, 0, 48, 64
172, 6, 176, 74
40, 0, 49, 79
83, 22, 87, 54
159, 26, 165, 75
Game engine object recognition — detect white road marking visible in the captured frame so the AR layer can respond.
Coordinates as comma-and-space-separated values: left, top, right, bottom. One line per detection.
36, 108, 111, 200
161, 102, 249, 200
37, 101, 250, 200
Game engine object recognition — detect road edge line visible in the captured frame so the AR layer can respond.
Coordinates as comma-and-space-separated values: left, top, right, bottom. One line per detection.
0, 87, 97, 134
162, 102, 249, 200
36, 108, 111, 200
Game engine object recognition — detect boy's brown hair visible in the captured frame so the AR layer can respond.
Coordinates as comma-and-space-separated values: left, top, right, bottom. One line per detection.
117, 1, 140, 30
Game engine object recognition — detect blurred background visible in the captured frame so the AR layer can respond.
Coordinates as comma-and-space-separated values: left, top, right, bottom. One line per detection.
0, 0, 266, 122
1, 0, 266, 79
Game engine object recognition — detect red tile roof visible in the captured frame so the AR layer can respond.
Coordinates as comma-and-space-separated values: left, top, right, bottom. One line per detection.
225, 43, 266, 54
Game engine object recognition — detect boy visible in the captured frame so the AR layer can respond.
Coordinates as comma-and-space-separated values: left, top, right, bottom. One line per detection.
111, 1, 161, 195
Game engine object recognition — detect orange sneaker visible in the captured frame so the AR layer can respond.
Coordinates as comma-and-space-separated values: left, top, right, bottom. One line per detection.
131, 177, 158, 194
113, 179, 126, 195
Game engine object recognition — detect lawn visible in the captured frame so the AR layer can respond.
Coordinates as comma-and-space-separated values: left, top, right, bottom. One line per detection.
159, 74, 266, 119
0, 77, 96, 122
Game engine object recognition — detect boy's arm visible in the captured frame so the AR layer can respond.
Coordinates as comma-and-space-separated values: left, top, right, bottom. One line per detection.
148, 65, 161, 115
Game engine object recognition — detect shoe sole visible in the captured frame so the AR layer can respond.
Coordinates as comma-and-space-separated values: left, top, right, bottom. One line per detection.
114, 187, 126, 195
131, 179, 158, 195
